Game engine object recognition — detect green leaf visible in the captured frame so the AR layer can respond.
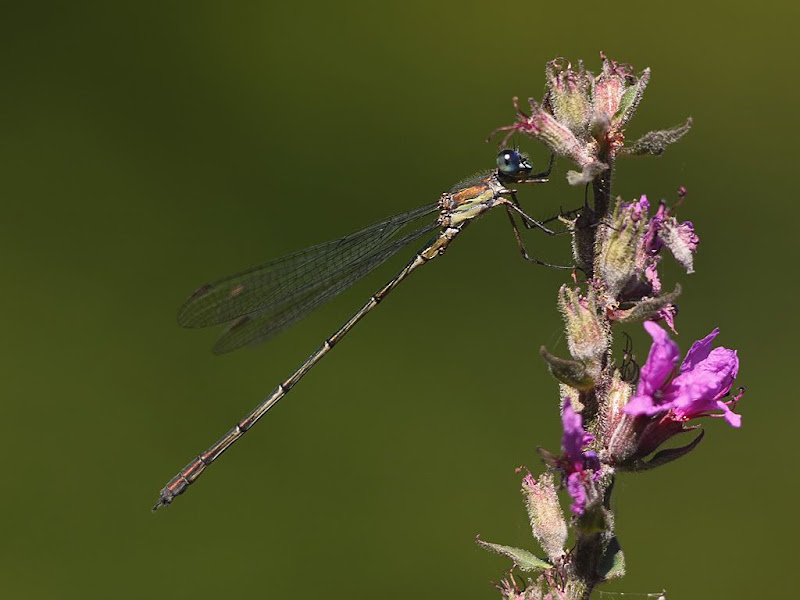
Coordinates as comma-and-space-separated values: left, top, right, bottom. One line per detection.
598, 536, 626, 580
620, 117, 693, 156
475, 537, 552, 572
540, 346, 595, 391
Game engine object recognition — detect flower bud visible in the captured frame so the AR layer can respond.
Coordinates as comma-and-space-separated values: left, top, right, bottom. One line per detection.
592, 54, 650, 132
522, 472, 567, 562
596, 198, 649, 300
598, 371, 637, 464
545, 58, 592, 137
558, 286, 609, 372
510, 97, 599, 169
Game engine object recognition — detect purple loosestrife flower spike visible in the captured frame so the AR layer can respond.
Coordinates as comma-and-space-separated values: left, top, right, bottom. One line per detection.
481, 55, 738, 600
624, 322, 741, 427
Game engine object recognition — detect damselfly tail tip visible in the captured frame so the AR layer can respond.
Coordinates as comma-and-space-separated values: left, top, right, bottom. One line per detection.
152, 492, 173, 512
152, 478, 185, 512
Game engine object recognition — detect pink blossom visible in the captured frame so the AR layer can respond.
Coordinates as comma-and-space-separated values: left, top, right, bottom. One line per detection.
624, 322, 741, 427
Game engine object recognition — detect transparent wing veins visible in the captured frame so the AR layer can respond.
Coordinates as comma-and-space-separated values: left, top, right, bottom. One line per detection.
178, 203, 439, 329
212, 220, 440, 353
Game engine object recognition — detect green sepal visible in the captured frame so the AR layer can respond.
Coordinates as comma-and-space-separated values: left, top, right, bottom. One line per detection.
627, 429, 705, 472
475, 537, 552, 572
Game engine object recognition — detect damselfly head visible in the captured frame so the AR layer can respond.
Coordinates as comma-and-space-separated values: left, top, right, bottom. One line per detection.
496, 149, 533, 179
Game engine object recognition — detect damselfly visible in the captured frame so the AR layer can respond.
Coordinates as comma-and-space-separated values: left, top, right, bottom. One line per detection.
154, 149, 561, 510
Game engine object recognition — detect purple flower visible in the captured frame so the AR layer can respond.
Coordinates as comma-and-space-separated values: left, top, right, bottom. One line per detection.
601, 323, 743, 471
624, 322, 741, 427
559, 403, 601, 515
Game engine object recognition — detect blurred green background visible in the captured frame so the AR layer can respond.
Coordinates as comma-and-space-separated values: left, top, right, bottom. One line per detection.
1, 1, 796, 598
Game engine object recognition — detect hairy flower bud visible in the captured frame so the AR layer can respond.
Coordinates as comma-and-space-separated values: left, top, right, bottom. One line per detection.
558, 286, 609, 373
522, 472, 567, 562
596, 198, 648, 299
592, 54, 649, 135
502, 97, 600, 171
599, 371, 638, 464
545, 58, 592, 137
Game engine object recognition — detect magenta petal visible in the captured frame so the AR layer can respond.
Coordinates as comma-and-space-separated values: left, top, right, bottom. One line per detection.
561, 402, 593, 459
680, 328, 720, 372
717, 401, 742, 428
704, 347, 739, 381
670, 347, 739, 410
624, 393, 662, 417
638, 321, 680, 396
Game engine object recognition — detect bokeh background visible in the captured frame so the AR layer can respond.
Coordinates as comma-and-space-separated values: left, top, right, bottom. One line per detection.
1, 1, 796, 598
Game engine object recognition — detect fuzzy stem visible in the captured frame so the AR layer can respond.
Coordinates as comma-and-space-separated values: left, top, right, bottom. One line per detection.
565, 162, 617, 599
564, 475, 617, 600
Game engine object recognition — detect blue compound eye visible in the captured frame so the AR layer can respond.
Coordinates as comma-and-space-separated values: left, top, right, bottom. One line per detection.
497, 149, 530, 176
